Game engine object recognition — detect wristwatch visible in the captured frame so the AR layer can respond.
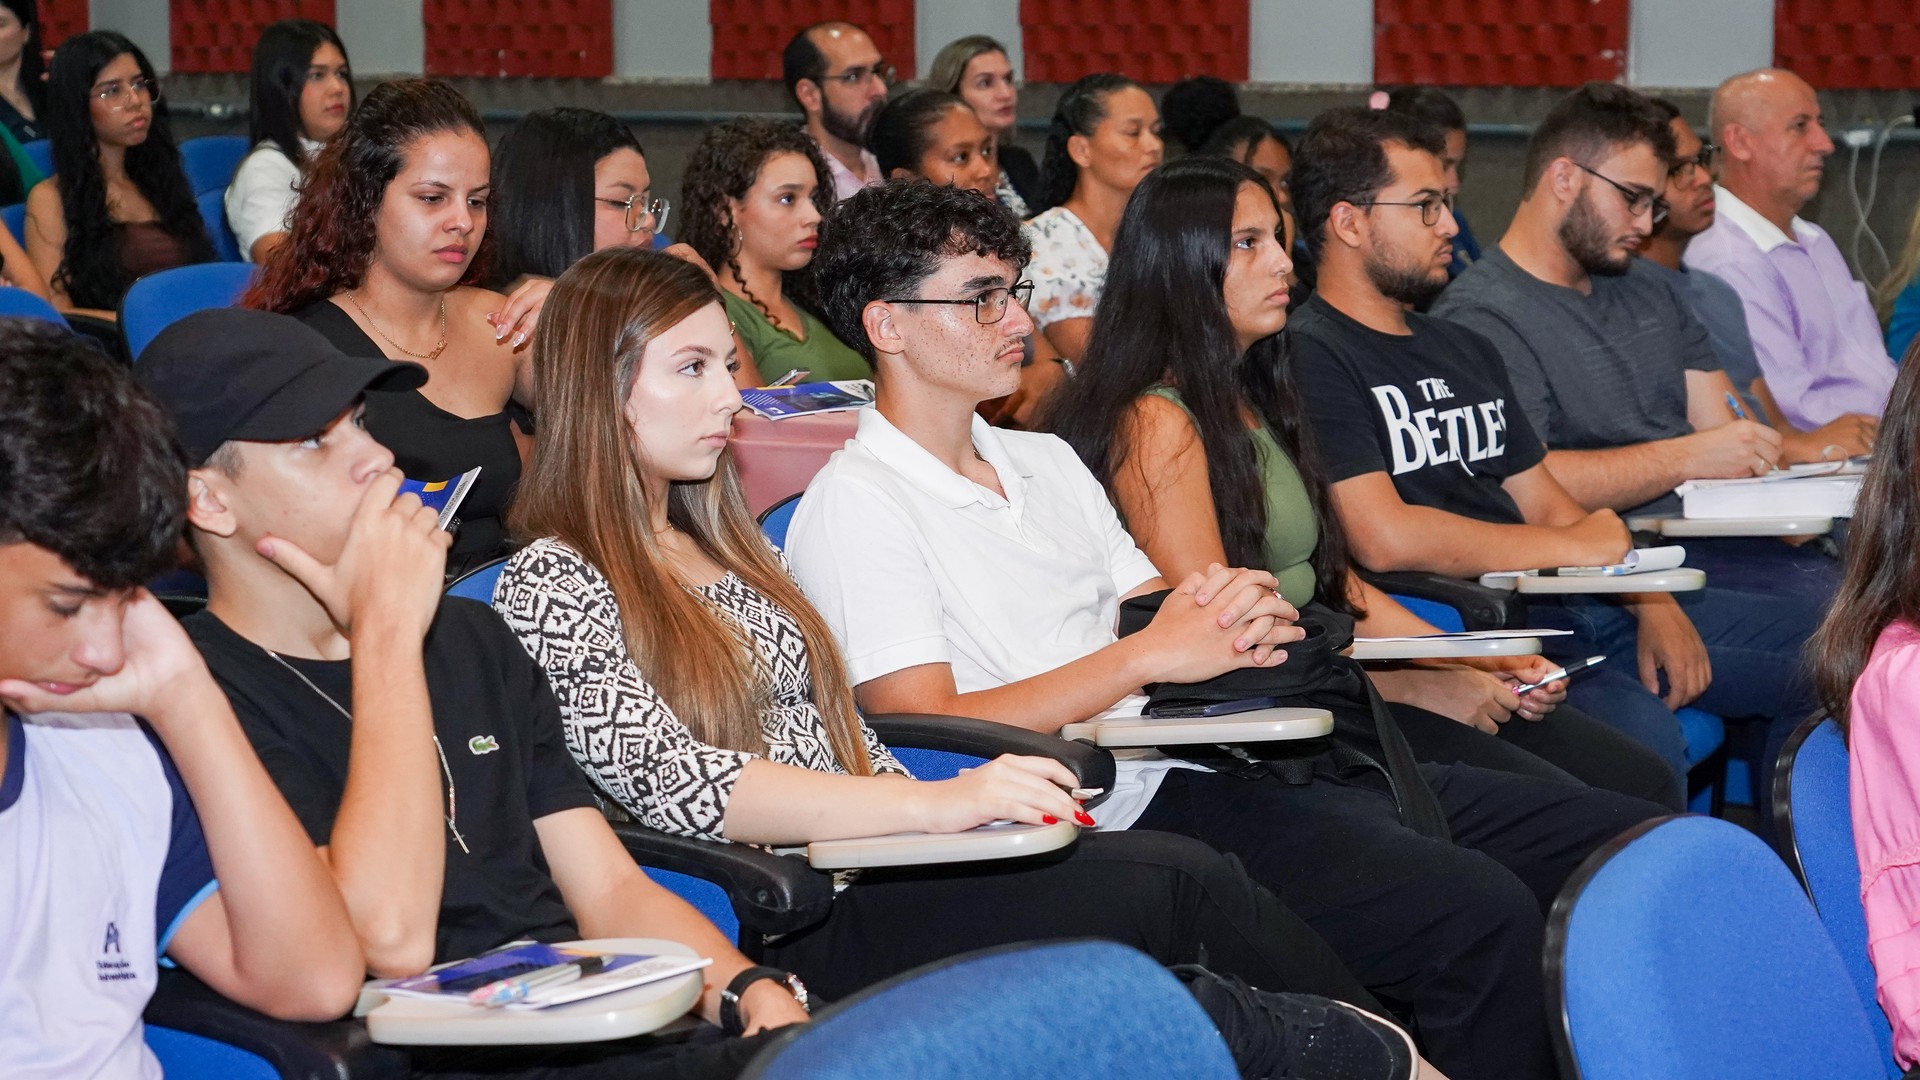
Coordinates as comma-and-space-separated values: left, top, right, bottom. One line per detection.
720, 965, 810, 1034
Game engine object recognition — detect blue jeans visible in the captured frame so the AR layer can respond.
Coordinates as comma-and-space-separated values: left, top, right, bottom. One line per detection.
1680, 535, 1842, 611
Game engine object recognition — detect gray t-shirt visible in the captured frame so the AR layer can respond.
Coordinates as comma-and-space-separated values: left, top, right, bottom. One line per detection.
1432, 247, 1720, 514
1639, 258, 1765, 420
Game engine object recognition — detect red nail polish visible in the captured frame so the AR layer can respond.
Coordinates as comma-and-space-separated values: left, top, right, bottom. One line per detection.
1042, 814, 1058, 824
1075, 811, 1096, 826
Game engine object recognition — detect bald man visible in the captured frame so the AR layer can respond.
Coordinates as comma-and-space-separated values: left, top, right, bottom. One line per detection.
1685, 68, 1895, 435
782, 22, 890, 200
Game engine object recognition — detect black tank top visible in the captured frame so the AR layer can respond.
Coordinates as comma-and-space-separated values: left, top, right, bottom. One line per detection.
294, 300, 521, 568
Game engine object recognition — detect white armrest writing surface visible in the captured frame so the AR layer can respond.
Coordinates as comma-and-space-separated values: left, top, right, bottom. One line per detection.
1625, 516, 1832, 538
787, 818, 1081, 870
1060, 707, 1334, 748
1479, 568, 1706, 594
1349, 636, 1545, 661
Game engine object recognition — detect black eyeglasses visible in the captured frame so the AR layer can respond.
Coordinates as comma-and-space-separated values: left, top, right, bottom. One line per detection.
1573, 162, 1669, 224
1355, 191, 1455, 227
883, 281, 1034, 324
824, 62, 894, 89
1668, 142, 1717, 181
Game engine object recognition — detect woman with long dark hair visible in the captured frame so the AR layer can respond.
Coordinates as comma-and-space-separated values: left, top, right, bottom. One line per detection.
1043, 157, 1681, 808
227, 19, 352, 263
243, 78, 524, 574
1025, 73, 1160, 362
24, 31, 210, 321
0, 0, 44, 144
925, 34, 1035, 215
680, 116, 865, 384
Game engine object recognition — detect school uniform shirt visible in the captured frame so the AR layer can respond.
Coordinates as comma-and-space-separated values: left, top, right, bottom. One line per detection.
785, 408, 1208, 831
1, 711, 217, 1080
226, 138, 320, 262
184, 599, 599, 965
1291, 294, 1544, 527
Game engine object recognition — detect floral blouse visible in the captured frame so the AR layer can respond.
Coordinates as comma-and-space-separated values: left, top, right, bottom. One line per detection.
495, 536, 907, 843
1023, 206, 1108, 330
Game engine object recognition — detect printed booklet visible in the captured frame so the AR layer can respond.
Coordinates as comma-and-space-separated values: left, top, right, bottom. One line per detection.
381, 941, 711, 1011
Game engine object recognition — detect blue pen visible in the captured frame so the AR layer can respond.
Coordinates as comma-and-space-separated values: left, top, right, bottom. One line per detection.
1725, 392, 1748, 421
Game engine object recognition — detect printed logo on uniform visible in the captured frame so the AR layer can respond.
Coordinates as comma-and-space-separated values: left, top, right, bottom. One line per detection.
468, 735, 500, 755
97, 921, 136, 983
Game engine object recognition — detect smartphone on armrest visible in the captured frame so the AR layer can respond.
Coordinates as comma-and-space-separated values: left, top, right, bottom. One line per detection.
1149, 696, 1280, 719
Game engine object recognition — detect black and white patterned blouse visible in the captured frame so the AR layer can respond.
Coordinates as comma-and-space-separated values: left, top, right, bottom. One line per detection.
495, 536, 907, 842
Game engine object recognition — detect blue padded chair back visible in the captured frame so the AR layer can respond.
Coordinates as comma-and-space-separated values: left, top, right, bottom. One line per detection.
642, 867, 740, 944
197, 187, 241, 262
445, 558, 507, 605
122, 263, 257, 360
145, 1027, 277, 1080
22, 138, 51, 176
1389, 593, 1465, 632
1547, 814, 1883, 1080
891, 747, 989, 782
743, 940, 1237, 1079
0, 284, 68, 326
2, 201, 24, 245
758, 494, 801, 550
1776, 718, 1900, 1076
180, 136, 252, 195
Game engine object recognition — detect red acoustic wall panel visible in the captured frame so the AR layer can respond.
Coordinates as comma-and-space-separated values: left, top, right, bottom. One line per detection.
1776, 0, 1920, 90
709, 1, 914, 82
1018, 0, 1248, 84
171, 1, 336, 74
38, 0, 88, 49
1374, 0, 1627, 87
423, 0, 613, 78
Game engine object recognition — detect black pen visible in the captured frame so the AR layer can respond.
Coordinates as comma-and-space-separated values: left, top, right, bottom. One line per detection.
1512, 655, 1606, 695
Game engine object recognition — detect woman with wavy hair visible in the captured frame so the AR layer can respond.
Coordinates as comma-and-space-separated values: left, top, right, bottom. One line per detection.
243, 78, 524, 574
492, 243, 1445, 1080
680, 116, 866, 385
226, 18, 352, 263
24, 31, 210, 322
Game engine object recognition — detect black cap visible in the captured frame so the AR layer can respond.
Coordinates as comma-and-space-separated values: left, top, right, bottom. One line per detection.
136, 308, 427, 465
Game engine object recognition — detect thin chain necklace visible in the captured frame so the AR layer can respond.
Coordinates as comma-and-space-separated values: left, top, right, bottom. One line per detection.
264, 648, 470, 854
343, 290, 448, 360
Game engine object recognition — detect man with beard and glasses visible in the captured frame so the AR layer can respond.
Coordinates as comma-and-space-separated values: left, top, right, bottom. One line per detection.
1638, 98, 1879, 464
1288, 105, 1823, 811
1685, 69, 1895, 435
783, 22, 889, 201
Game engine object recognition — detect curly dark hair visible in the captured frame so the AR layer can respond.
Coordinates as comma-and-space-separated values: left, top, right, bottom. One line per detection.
1161, 75, 1241, 155
1036, 72, 1140, 213
243, 78, 491, 314
813, 177, 1029, 367
0, 318, 185, 589
44, 32, 212, 311
678, 116, 833, 325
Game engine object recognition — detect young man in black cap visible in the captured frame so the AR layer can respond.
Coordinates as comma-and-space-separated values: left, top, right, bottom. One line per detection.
1, 319, 363, 1078
137, 308, 809, 1077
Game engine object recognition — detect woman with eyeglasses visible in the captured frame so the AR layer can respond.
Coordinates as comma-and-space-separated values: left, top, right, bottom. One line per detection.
1026, 73, 1162, 363
243, 79, 525, 575
681, 116, 867, 385
227, 19, 353, 264
24, 31, 211, 324
926, 35, 1036, 217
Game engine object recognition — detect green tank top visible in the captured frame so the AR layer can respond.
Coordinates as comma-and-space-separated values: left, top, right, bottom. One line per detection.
1143, 386, 1320, 606
722, 290, 871, 385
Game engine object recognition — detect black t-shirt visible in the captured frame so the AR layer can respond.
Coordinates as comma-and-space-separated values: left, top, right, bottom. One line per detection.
184, 598, 599, 964
1290, 294, 1544, 526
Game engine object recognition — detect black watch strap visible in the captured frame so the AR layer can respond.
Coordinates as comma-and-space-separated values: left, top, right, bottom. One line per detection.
720, 965, 804, 1035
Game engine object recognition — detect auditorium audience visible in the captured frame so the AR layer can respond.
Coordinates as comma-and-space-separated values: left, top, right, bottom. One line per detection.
680, 116, 867, 384
1812, 356, 1920, 1072
25, 31, 211, 322
787, 176, 1662, 1080
1381, 87, 1479, 277
1687, 68, 1896, 432
1, 318, 363, 1078
1027, 73, 1162, 361
783, 21, 887, 201
1042, 155, 1679, 808
926, 34, 1036, 216
243, 78, 527, 575
0, 0, 44, 145
1639, 98, 1877, 460
1290, 104, 1821, 805
227, 19, 352, 264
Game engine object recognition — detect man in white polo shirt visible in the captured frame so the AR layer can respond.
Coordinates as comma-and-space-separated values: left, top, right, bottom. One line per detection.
0, 320, 363, 1079
785, 179, 1665, 1080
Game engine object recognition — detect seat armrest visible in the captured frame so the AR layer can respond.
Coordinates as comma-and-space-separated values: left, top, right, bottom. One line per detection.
1362, 570, 1528, 630
862, 713, 1118, 798
144, 969, 409, 1079
610, 821, 834, 938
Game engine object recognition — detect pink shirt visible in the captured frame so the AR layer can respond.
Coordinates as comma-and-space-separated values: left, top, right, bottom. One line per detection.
1850, 619, 1920, 1065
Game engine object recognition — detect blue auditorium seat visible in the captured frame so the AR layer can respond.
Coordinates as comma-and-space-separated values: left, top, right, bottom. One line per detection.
198, 187, 242, 262
120, 263, 257, 361
21, 137, 51, 177
179, 136, 252, 196
0, 284, 67, 327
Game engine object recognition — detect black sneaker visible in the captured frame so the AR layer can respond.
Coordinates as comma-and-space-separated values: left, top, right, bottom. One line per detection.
1172, 965, 1417, 1080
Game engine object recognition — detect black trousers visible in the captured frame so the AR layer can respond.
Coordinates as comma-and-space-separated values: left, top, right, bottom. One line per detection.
1391, 700, 1687, 810
1133, 761, 1665, 1080
763, 828, 1378, 1009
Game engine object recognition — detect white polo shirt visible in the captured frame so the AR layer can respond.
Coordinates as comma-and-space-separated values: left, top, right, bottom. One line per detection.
786, 408, 1205, 829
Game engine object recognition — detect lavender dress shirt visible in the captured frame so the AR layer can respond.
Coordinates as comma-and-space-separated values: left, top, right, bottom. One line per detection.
1685, 186, 1895, 429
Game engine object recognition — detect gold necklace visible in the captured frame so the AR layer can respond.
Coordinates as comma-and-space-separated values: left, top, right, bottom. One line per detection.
343, 290, 448, 360
265, 648, 470, 854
